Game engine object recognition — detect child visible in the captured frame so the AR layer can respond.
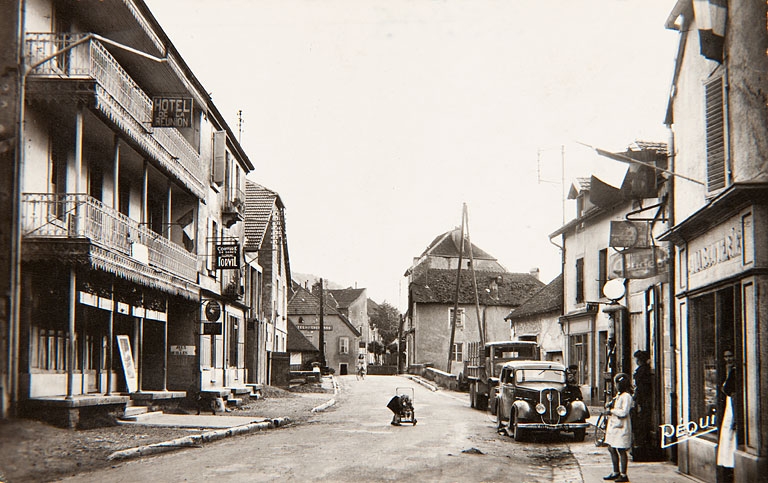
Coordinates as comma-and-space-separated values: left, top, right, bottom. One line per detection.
604, 373, 634, 482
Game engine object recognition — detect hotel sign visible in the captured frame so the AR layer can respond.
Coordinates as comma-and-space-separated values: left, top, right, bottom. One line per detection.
152, 96, 193, 128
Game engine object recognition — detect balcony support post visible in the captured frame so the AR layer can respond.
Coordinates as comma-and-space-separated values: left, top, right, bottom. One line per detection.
112, 136, 120, 211
141, 160, 148, 225
165, 180, 172, 239
163, 298, 168, 391
66, 267, 76, 400
106, 283, 114, 396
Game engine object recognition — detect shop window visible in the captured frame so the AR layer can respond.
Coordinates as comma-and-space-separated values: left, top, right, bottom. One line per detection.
569, 333, 588, 385
228, 315, 240, 367
31, 317, 69, 371
688, 287, 740, 443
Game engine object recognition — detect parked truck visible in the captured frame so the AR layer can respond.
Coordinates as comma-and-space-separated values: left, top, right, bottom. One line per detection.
463, 340, 540, 411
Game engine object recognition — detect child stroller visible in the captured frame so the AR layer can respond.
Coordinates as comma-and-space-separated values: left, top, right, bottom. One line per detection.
387, 387, 417, 426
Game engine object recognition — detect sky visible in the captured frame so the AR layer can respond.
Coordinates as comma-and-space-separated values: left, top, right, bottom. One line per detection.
144, 0, 679, 310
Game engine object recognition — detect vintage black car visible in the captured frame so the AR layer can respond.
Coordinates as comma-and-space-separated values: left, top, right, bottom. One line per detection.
493, 360, 590, 442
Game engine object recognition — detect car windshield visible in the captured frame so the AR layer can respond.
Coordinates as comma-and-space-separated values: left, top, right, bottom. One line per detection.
515, 368, 565, 384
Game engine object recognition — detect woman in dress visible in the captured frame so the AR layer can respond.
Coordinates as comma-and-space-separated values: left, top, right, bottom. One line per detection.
603, 373, 634, 482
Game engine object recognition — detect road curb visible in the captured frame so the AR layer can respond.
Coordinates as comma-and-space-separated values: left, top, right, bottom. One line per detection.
107, 417, 291, 461
404, 375, 438, 392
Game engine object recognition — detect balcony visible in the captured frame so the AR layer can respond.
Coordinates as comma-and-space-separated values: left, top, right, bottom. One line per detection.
22, 194, 198, 291
25, 33, 206, 200
222, 186, 246, 228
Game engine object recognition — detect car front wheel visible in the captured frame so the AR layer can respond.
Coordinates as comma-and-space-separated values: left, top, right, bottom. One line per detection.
573, 424, 586, 442
494, 399, 504, 431
510, 409, 526, 442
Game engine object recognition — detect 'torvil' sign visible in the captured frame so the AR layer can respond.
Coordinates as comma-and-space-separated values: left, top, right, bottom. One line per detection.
152, 96, 193, 128
215, 243, 240, 270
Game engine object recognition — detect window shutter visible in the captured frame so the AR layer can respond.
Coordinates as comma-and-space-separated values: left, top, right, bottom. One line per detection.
213, 130, 226, 185
575, 258, 584, 303
705, 76, 726, 192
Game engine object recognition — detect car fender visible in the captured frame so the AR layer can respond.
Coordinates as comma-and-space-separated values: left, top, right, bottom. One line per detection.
512, 399, 534, 420
565, 400, 590, 422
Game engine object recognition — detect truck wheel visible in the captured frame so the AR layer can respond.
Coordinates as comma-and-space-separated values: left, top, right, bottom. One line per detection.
573, 424, 586, 442
477, 394, 488, 412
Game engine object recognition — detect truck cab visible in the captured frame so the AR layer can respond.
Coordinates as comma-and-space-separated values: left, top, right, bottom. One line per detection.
465, 340, 540, 410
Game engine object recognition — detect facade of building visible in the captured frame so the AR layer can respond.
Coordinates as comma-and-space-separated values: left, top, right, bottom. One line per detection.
288, 285, 361, 376
505, 274, 565, 364
549, 143, 671, 464
244, 181, 290, 385
327, 288, 370, 365
2, 0, 265, 425
660, 2, 768, 481
404, 228, 544, 376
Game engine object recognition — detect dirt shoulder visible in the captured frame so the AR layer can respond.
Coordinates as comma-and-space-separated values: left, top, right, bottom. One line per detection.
0, 386, 332, 483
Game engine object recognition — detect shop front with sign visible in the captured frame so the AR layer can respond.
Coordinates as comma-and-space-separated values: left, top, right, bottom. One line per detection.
662, 204, 765, 482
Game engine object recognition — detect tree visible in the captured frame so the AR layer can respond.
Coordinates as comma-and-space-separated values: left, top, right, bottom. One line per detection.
367, 340, 386, 364
370, 301, 400, 345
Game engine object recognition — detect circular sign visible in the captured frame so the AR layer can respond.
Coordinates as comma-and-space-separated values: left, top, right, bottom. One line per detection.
603, 279, 626, 301
204, 300, 221, 321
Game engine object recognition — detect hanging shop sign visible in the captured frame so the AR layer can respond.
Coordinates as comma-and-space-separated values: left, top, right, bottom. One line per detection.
609, 247, 669, 279
152, 96, 193, 128
215, 243, 240, 270
203, 322, 223, 335
609, 221, 650, 248
204, 300, 221, 321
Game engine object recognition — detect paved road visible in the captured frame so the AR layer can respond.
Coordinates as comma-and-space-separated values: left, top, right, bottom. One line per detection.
61, 375, 584, 482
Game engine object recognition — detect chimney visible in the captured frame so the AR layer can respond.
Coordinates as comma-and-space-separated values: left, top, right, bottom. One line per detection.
529, 267, 540, 280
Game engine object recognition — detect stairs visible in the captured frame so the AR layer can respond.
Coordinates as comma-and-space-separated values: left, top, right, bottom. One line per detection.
120, 401, 163, 422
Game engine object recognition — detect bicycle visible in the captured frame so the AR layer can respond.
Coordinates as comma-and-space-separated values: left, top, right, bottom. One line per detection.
594, 411, 608, 447
356, 366, 366, 380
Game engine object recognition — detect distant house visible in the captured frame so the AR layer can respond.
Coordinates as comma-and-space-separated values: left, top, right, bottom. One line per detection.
403, 228, 544, 376
288, 285, 362, 375
244, 181, 291, 385
326, 288, 373, 363
505, 274, 564, 364
287, 320, 319, 371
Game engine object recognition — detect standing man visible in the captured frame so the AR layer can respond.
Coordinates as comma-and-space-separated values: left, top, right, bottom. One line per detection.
564, 364, 583, 401
632, 350, 653, 460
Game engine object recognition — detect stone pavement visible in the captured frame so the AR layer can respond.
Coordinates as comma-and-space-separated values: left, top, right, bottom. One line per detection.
573, 410, 699, 483
112, 381, 700, 482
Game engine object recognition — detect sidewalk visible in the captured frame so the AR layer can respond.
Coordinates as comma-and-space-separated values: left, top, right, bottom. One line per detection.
574, 410, 698, 483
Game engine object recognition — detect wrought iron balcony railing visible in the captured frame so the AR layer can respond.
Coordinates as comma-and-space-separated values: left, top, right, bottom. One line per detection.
25, 33, 205, 199
22, 193, 198, 282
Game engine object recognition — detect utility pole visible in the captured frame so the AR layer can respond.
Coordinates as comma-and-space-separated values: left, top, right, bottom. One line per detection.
397, 314, 404, 374
318, 278, 326, 369
447, 203, 467, 373
465, 209, 485, 347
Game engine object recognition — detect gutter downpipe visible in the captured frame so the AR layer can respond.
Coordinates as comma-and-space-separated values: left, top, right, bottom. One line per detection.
8, 0, 26, 418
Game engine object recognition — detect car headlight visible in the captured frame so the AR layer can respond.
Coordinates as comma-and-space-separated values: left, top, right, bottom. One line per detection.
535, 403, 546, 414
557, 405, 567, 416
